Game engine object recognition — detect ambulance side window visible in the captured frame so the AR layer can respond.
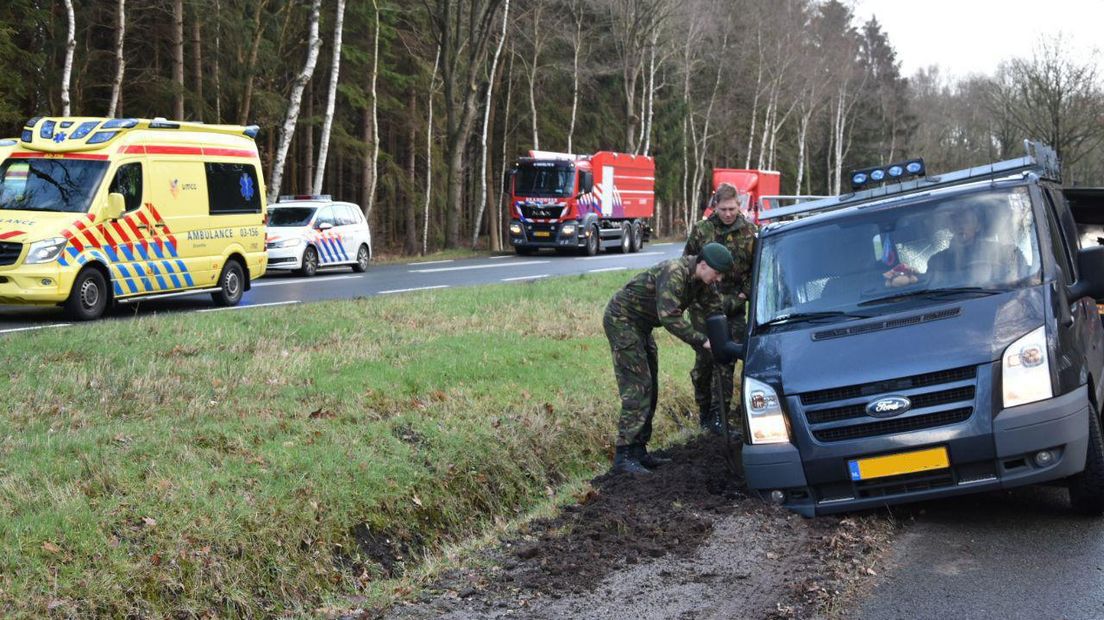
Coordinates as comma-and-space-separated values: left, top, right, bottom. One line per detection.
205, 163, 261, 214
109, 163, 143, 212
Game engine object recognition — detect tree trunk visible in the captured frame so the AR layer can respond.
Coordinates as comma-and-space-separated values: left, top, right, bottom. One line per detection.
496, 47, 515, 250
642, 30, 659, 157
303, 81, 314, 192
567, 0, 583, 154
173, 0, 184, 120
424, 46, 442, 255
214, 0, 221, 122
405, 92, 417, 255
365, 0, 380, 217
238, 0, 271, 124
107, 0, 125, 118
267, 0, 322, 204
192, 9, 204, 121
743, 33, 764, 169
61, 0, 75, 115
313, 0, 347, 194
473, 0, 510, 248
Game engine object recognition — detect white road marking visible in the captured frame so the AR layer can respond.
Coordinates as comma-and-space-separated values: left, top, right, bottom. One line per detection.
650, 242, 675, 246
576, 251, 662, 261
252, 275, 360, 287
502, 274, 549, 282
199, 300, 301, 313
409, 259, 455, 265
0, 323, 71, 334
488, 255, 513, 260
379, 285, 450, 294
588, 267, 629, 273
410, 260, 550, 273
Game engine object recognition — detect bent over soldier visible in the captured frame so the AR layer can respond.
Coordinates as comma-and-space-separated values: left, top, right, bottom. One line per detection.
684, 183, 758, 432
604, 243, 733, 475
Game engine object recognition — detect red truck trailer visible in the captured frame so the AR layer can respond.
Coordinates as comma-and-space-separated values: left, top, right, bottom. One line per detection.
508, 150, 654, 255
704, 168, 781, 222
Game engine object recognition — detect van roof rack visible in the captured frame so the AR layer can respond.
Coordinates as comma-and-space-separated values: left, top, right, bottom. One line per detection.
759, 140, 1060, 223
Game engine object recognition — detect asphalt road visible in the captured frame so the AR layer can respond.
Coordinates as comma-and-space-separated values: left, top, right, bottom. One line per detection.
858, 485, 1104, 620
0, 242, 684, 333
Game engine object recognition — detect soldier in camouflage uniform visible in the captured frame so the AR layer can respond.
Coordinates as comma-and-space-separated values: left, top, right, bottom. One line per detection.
603, 243, 733, 474
684, 183, 758, 432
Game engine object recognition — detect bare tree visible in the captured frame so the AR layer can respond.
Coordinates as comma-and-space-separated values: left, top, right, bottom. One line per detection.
107, 0, 125, 117
515, 0, 548, 150
61, 0, 76, 115
609, 0, 673, 152
424, 45, 442, 255
566, 0, 587, 153
192, 6, 204, 121
364, 0, 381, 216
473, 0, 511, 248
313, 0, 348, 194
238, 0, 272, 124
172, 0, 184, 119
267, 0, 322, 204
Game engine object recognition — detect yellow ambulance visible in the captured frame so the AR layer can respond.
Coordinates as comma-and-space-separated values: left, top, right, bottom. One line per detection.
0, 117, 267, 319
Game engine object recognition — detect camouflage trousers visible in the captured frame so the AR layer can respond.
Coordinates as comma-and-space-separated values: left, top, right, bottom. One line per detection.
690, 312, 746, 419
603, 311, 659, 448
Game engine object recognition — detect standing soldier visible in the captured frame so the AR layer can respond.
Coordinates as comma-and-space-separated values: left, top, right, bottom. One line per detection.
684, 183, 758, 432
604, 243, 733, 474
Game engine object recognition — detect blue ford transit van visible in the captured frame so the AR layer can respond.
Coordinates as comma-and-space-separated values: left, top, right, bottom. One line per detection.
709, 142, 1104, 517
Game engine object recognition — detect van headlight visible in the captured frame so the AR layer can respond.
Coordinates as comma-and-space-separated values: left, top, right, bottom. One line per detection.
25, 237, 68, 264
744, 376, 791, 444
1002, 325, 1052, 408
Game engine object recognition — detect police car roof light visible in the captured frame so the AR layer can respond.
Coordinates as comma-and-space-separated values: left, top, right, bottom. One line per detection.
277, 194, 332, 202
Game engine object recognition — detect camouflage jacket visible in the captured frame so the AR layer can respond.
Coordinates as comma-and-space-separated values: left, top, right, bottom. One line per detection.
606, 256, 722, 346
684, 213, 758, 309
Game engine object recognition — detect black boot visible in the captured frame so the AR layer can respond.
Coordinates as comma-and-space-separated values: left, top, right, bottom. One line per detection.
639, 444, 671, 469
612, 445, 651, 475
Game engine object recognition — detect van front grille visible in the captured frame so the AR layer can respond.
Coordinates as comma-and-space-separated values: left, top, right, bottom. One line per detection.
811, 407, 973, 442
0, 241, 21, 266
799, 365, 977, 406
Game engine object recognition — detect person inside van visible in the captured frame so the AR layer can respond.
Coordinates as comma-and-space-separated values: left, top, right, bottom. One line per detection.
925, 206, 1027, 287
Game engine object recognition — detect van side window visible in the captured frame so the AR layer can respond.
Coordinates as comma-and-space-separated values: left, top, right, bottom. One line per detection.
205, 163, 261, 214
1042, 190, 1076, 284
315, 206, 337, 228
109, 163, 143, 212
339, 204, 360, 225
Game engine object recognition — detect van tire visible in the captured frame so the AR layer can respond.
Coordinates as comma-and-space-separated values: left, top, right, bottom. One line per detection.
63, 268, 109, 321
352, 244, 370, 273
211, 260, 245, 307
1069, 408, 1104, 516
297, 246, 319, 277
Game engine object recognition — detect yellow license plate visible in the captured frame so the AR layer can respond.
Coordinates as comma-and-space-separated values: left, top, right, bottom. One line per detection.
534, 231, 551, 238
848, 447, 949, 481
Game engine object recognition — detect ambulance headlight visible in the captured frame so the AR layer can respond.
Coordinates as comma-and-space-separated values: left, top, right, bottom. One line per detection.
1002, 325, 1052, 408
271, 237, 304, 249
25, 237, 68, 264
744, 377, 791, 444
561, 223, 577, 236
509, 223, 523, 235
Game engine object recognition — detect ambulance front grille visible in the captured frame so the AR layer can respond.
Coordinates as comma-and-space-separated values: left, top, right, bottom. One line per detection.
0, 242, 21, 266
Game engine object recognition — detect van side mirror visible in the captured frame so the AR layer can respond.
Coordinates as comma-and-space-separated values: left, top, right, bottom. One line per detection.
317, 222, 334, 231
104, 193, 126, 220
706, 314, 746, 364
1068, 245, 1104, 301
579, 171, 594, 195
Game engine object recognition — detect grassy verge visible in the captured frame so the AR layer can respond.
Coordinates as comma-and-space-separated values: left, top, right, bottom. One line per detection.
0, 272, 700, 617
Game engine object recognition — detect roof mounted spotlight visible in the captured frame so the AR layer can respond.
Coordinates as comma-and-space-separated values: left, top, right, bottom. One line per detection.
849, 158, 925, 191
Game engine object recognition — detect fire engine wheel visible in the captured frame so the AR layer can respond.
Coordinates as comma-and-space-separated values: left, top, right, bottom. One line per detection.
1070, 406, 1104, 515
63, 267, 109, 321
631, 222, 645, 252
211, 259, 245, 307
615, 223, 631, 253
352, 244, 371, 273
297, 246, 320, 277
585, 225, 600, 256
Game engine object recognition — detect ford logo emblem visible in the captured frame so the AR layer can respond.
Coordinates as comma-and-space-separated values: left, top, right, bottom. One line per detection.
866, 395, 911, 418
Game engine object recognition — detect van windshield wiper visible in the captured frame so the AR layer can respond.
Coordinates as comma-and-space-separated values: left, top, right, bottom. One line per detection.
858, 286, 1008, 307
760, 310, 871, 328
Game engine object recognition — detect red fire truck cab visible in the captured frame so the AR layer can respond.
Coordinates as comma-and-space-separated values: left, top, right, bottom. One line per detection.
508, 150, 654, 255
705, 168, 782, 223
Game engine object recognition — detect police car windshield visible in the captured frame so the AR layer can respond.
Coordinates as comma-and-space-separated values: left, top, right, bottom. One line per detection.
269, 207, 316, 227
0, 158, 108, 214
515, 164, 573, 197
754, 186, 1043, 329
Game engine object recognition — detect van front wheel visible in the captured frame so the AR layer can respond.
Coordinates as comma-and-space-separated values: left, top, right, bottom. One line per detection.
211, 260, 245, 307
63, 268, 109, 321
1069, 408, 1104, 516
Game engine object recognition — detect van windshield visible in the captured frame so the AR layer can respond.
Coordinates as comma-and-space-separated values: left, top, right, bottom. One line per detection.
515, 164, 573, 197
269, 207, 316, 227
754, 186, 1043, 329
0, 158, 109, 213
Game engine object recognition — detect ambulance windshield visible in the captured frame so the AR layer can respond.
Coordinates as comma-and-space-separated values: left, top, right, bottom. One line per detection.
0, 158, 109, 214
515, 163, 573, 197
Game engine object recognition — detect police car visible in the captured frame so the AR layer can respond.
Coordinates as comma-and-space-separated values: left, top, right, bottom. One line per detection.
265, 195, 372, 276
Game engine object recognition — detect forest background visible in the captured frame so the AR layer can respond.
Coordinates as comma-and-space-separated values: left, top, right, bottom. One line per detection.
1, 0, 1102, 255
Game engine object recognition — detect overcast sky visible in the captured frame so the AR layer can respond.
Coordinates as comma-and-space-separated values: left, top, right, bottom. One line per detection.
852, 0, 1104, 80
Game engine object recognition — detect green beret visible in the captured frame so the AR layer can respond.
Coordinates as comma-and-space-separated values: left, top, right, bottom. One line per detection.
700, 242, 733, 272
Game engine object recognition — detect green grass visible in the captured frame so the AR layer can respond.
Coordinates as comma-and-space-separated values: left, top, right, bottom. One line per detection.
0, 272, 701, 617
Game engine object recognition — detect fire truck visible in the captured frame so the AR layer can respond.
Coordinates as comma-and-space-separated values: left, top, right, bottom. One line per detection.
507, 150, 654, 256
703, 168, 781, 222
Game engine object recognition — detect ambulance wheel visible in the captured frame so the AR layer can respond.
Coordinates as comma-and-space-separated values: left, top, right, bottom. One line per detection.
63, 267, 109, 321
1070, 407, 1104, 516
211, 260, 245, 307
615, 223, 631, 253
585, 225, 600, 256
352, 244, 371, 273
631, 221, 645, 252
297, 246, 319, 277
